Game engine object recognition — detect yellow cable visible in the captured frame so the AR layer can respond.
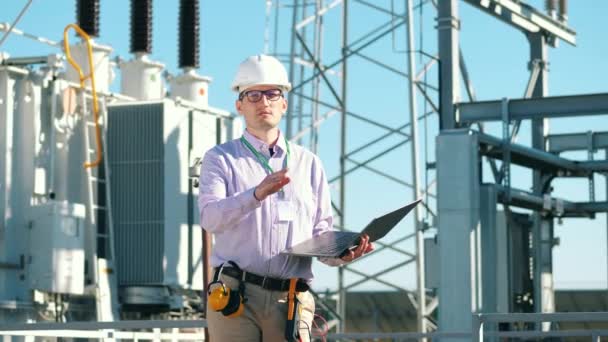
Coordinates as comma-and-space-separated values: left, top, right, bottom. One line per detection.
63, 23, 103, 169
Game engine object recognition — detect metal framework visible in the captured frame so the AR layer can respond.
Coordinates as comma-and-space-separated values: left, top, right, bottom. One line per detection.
270, 0, 608, 337
267, 0, 440, 335
438, 0, 608, 337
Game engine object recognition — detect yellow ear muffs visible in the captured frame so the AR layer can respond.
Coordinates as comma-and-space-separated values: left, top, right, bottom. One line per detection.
208, 283, 230, 311
207, 264, 245, 317
222, 290, 244, 318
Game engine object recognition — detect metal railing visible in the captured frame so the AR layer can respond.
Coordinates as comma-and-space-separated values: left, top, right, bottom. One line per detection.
0, 320, 206, 341
473, 312, 608, 341
3, 312, 608, 341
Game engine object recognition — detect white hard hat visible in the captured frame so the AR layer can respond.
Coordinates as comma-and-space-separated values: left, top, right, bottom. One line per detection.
231, 54, 292, 93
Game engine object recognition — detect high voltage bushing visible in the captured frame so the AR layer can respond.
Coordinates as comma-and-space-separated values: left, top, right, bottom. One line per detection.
131, 0, 153, 53
76, 0, 100, 37
179, 0, 200, 69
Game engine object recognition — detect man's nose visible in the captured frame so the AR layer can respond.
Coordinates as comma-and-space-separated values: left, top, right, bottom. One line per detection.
259, 94, 271, 105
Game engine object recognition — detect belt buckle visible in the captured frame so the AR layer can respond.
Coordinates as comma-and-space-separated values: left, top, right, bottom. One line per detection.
261, 275, 269, 289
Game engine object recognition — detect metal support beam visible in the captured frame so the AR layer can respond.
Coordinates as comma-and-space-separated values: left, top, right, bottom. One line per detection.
477, 132, 608, 177
292, 15, 406, 93
329, 139, 409, 183
295, 31, 344, 108
458, 48, 504, 185
548, 131, 608, 153
310, 0, 324, 153
493, 184, 608, 218
405, 0, 427, 337
437, 0, 460, 130
510, 59, 542, 143
458, 92, 608, 123
296, 0, 341, 30
528, 33, 554, 329
344, 259, 415, 291
437, 130, 480, 342
576, 201, 608, 215
480, 185, 509, 341
337, 0, 348, 333
459, 48, 476, 104
286, 0, 300, 139
462, 0, 576, 45
1, 56, 48, 66
342, 265, 412, 293
0, 67, 27, 300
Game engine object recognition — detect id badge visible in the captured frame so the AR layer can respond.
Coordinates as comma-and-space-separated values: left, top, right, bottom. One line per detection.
277, 199, 295, 222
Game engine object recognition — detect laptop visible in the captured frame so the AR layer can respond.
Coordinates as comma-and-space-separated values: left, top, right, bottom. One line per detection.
280, 199, 422, 258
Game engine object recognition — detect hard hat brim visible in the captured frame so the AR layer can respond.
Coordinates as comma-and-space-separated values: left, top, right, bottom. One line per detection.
233, 82, 292, 93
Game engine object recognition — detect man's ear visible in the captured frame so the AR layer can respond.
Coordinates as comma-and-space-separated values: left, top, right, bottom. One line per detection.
235, 100, 243, 115
282, 98, 288, 113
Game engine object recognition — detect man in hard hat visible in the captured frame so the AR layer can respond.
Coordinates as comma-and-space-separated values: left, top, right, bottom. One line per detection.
198, 54, 373, 341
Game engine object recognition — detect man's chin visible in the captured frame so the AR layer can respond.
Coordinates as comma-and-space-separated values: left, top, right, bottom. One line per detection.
253, 122, 279, 131
259, 119, 279, 127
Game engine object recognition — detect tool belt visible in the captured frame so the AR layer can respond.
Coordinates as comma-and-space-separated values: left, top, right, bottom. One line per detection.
220, 267, 310, 292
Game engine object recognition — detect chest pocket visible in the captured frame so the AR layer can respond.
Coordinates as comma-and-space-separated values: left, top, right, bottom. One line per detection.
293, 184, 315, 222
281, 184, 315, 247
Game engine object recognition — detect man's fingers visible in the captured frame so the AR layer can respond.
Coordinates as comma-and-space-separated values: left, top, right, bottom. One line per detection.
355, 241, 365, 254
366, 242, 375, 253
347, 235, 372, 260
357, 236, 369, 252
341, 250, 354, 262
271, 176, 290, 186
269, 168, 289, 179
267, 177, 290, 194
256, 169, 290, 200
276, 177, 290, 190
269, 172, 289, 182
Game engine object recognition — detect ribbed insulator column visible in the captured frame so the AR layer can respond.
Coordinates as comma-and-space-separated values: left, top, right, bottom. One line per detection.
76, 0, 100, 37
178, 0, 200, 69
130, 0, 153, 54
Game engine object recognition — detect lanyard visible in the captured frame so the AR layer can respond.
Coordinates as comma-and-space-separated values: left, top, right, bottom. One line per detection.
240, 135, 291, 174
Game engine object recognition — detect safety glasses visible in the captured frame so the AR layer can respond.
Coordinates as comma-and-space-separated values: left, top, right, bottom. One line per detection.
239, 88, 283, 103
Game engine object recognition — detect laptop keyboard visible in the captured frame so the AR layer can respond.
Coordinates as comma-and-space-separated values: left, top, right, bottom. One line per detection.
305, 233, 357, 255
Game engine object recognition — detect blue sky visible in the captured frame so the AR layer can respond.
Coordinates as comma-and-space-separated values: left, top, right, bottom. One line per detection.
3, 1, 607, 292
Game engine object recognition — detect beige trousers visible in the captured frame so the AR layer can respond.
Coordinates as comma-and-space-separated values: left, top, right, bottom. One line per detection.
206, 274, 315, 342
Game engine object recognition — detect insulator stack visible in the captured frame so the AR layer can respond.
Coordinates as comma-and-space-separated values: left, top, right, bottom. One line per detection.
76, 0, 100, 37
178, 0, 200, 69
130, 0, 153, 54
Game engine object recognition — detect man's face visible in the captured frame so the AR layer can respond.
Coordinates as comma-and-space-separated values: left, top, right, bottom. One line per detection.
235, 85, 287, 132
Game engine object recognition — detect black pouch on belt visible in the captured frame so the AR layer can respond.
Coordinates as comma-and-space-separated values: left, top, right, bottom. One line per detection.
285, 278, 301, 342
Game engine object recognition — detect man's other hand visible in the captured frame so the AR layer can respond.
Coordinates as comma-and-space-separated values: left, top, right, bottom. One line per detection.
254, 168, 290, 201
340, 234, 374, 262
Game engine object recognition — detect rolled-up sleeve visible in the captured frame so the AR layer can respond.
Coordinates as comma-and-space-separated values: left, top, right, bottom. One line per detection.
198, 149, 261, 233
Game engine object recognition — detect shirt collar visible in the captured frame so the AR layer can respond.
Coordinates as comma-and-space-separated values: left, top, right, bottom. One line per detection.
242, 129, 287, 157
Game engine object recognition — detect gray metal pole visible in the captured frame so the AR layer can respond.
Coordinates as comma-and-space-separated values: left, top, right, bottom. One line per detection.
311, 0, 324, 154
405, 0, 426, 338
338, 0, 348, 334
287, 0, 299, 140
529, 32, 555, 330
437, 131, 480, 342
437, 0, 460, 130
296, 2, 306, 145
